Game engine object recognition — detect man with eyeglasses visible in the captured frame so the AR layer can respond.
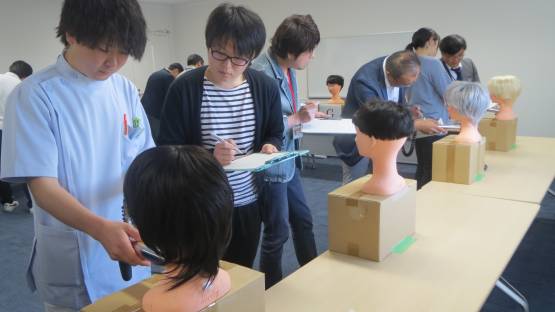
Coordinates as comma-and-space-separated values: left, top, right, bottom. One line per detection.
439, 34, 480, 82
158, 3, 283, 269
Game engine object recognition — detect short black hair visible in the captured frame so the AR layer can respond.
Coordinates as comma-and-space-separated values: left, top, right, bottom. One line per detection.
270, 14, 320, 59
168, 63, 184, 72
385, 50, 421, 80
205, 3, 266, 59
9, 60, 33, 79
326, 75, 344, 88
352, 100, 414, 140
124, 145, 233, 290
56, 0, 147, 60
406, 27, 440, 51
439, 34, 467, 55
187, 54, 204, 66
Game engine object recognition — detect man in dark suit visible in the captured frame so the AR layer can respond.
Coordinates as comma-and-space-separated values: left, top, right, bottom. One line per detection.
439, 35, 480, 82
334, 50, 421, 184
141, 63, 184, 142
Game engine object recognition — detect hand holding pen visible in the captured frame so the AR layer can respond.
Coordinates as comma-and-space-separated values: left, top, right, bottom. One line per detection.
212, 133, 244, 166
410, 105, 424, 120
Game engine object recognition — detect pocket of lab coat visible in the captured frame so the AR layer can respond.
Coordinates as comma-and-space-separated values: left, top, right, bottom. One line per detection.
121, 135, 141, 170
34, 223, 83, 287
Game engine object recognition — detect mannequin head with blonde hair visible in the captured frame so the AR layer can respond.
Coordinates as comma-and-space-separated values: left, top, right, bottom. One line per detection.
488, 75, 521, 120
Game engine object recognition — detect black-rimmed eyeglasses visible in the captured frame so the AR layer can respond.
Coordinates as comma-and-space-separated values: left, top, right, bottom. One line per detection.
210, 49, 250, 66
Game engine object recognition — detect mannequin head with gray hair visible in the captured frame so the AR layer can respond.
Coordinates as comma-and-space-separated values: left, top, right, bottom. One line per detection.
444, 81, 489, 143
488, 75, 521, 120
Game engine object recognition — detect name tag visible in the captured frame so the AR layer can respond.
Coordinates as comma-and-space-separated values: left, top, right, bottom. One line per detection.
292, 124, 303, 140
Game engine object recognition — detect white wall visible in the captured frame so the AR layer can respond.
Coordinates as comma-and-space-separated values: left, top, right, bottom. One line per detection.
172, 0, 555, 137
2, 0, 553, 136
0, 0, 176, 92
0, 0, 64, 74
122, 1, 177, 92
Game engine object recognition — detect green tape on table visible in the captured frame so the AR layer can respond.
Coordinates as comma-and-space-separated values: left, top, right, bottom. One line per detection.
511, 143, 517, 150
392, 236, 415, 254
474, 172, 485, 182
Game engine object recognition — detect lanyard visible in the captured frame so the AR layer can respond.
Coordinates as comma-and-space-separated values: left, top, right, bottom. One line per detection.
441, 60, 457, 81
286, 69, 296, 113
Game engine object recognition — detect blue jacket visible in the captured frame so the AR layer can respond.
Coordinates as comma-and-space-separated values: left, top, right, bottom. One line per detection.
251, 51, 298, 183
334, 56, 406, 166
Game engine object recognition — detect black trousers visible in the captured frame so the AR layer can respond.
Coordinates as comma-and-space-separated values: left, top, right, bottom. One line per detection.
222, 201, 261, 268
0, 181, 14, 204
414, 134, 447, 190
0, 129, 14, 204
260, 169, 317, 288
146, 114, 160, 145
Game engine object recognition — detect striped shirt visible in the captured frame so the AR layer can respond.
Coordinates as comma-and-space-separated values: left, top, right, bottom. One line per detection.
201, 78, 257, 206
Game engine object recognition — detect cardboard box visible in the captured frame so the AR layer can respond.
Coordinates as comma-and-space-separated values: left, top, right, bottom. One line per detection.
478, 117, 517, 151
328, 176, 416, 262
81, 261, 265, 312
432, 135, 486, 184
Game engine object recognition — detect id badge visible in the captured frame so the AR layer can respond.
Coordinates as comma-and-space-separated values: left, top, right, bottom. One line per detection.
292, 124, 303, 140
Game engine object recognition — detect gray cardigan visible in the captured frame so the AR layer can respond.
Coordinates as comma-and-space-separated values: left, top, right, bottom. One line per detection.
406, 56, 453, 123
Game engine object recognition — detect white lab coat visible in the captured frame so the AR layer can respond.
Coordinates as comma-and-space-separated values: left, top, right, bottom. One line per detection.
0, 55, 154, 309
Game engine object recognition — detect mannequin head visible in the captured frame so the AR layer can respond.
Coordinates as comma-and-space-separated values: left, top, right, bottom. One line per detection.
353, 100, 413, 195
488, 75, 521, 120
445, 81, 489, 143
124, 145, 233, 290
406, 27, 440, 57
353, 100, 414, 155
326, 75, 344, 104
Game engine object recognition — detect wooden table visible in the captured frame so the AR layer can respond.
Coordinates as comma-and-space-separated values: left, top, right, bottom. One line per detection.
425, 136, 555, 204
265, 189, 539, 312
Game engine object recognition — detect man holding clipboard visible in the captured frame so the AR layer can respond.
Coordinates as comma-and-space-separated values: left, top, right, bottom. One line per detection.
158, 4, 283, 270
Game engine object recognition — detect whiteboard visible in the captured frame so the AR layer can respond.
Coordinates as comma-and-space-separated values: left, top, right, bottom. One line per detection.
307, 31, 412, 99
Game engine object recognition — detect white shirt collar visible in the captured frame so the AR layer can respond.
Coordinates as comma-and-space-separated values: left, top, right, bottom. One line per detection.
383, 56, 393, 90
4, 72, 20, 81
450, 62, 462, 70
382, 56, 399, 102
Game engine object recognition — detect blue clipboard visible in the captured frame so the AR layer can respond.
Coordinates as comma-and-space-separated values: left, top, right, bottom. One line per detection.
223, 150, 309, 172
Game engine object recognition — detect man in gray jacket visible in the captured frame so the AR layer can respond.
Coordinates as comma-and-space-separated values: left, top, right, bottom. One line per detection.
439, 34, 480, 82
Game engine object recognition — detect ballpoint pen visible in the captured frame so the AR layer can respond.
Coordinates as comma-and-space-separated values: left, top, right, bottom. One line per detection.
211, 133, 244, 155
123, 113, 128, 136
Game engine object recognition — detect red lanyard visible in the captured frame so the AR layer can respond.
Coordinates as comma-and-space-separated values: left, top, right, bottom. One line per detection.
287, 69, 296, 113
